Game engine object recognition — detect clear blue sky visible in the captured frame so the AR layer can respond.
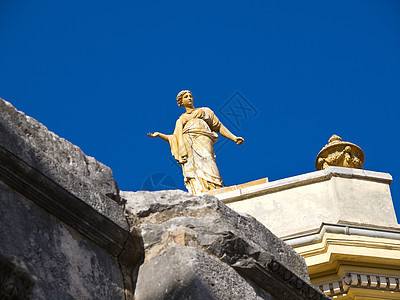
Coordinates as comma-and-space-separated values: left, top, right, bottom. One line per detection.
1, 1, 400, 218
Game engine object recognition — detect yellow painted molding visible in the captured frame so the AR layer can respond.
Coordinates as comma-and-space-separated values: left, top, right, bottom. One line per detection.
294, 233, 400, 269
347, 288, 400, 299
296, 231, 400, 299
313, 272, 400, 298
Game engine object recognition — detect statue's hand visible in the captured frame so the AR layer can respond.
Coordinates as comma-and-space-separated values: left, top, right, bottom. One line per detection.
147, 132, 159, 138
235, 137, 244, 145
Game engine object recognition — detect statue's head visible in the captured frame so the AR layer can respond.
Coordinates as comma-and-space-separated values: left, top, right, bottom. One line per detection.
176, 90, 192, 107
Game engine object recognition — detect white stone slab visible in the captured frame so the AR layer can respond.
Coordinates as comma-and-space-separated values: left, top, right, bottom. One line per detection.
213, 167, 397, 237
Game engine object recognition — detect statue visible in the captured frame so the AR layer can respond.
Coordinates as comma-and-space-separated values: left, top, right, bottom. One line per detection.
148, 90, 244, 194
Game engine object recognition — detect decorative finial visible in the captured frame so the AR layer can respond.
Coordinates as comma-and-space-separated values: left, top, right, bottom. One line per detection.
315, 135, 364, 170
328, 134, 342, 144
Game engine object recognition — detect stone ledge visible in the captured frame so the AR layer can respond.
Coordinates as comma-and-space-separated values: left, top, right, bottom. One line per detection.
213, 166, 393, 203
292, 227, 400, 278
0, 145, 128, 257
207, 177, 269, 196
235, 257, 329, 300
283, 222, 400, 248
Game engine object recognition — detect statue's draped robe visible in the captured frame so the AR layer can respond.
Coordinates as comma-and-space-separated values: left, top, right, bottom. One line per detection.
169, 107, 224, 194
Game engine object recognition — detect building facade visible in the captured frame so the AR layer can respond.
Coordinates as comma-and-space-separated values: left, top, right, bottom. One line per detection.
209, 159, 400, 299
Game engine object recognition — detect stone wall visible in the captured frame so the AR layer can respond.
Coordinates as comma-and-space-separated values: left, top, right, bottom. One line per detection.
0, 180, 125, 299
0, 98, 129, 299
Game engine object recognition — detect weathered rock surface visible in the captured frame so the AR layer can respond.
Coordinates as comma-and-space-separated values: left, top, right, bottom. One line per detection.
0, 180, 125, 299
0, 98, 127, 229
121, 190, 328, 299
135, 245, 274, 300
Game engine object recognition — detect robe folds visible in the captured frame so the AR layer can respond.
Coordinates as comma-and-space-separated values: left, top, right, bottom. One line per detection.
169, 107, 224, 194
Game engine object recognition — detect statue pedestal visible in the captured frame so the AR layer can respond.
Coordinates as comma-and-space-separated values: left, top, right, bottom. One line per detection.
212, 166, 396, 237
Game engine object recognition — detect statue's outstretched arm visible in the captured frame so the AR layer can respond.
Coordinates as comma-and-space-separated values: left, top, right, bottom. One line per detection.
218, 124, 244, 145
147, 132, 170, 143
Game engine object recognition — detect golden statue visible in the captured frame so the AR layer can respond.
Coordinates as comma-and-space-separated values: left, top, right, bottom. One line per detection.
315, 134, 364, 170
148, 90, 244, 194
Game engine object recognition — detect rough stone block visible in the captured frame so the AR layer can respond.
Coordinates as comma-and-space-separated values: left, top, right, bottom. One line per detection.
135, 245, 274, 300
0, 98, 127, 229
121, 190, 328, 299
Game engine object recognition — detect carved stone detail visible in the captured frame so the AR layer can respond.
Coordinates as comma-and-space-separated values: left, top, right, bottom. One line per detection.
315, 135, 365, 170
266, 260, 327, 299
316, 272, 400, 297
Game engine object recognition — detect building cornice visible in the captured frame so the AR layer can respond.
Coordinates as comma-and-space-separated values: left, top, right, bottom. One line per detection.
283, 222, 400, 248
212, 166, 392, 203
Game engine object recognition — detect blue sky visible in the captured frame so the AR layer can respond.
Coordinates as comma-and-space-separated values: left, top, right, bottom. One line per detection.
1, 1, 400, 218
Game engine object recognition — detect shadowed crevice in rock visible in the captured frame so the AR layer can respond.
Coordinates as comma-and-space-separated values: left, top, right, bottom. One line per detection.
118, 226, 145, 300
0, 253, 36, 300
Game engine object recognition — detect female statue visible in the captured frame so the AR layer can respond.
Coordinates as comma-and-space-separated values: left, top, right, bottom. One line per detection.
148, 90, 244, 194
